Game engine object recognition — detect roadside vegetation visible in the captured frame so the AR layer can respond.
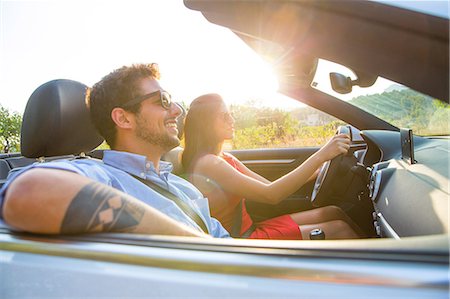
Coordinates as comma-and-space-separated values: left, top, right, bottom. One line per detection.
0, 105, 21, 153
230, 89, 449, 150
2, 89, 448, 153
230, 103, 342, 149
350, 89, 449, 136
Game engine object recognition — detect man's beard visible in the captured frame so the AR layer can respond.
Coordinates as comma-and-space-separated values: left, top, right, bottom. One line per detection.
135, 115, 180, 152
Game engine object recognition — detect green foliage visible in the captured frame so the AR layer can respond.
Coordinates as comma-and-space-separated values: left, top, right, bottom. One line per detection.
291, 106, 338, 125
227, 88, 449, 150
428, 103, 450, 134
350, 89, 449, 136
0, 105, 22, 153
231, 103, 296, 149
230, 103, 339, 149
296, 121, 344, 147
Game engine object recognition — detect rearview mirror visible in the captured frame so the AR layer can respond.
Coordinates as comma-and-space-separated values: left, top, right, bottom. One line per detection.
330, 71, 378, 94
330, 72, 353, 94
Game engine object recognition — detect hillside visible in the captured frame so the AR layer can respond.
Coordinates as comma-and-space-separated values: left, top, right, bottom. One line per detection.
290, 89, 448, 135
350, 89, 448, 134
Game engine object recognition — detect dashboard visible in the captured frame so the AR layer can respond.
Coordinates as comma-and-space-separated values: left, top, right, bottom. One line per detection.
361, 130, 449, 238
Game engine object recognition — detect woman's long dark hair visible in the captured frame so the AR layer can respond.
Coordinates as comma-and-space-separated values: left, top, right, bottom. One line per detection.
182, 93, 224, 172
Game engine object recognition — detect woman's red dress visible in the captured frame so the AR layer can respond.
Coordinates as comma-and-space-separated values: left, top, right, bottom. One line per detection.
216, 153, 302, 240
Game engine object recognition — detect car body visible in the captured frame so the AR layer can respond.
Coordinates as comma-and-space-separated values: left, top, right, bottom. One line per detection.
0, 0, 448, 298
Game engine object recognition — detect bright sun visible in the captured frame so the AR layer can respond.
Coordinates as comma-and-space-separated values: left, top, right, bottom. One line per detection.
219, 59, 280, 107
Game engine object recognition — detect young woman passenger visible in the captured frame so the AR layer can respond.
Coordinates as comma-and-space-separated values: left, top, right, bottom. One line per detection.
182, 94, 364, 240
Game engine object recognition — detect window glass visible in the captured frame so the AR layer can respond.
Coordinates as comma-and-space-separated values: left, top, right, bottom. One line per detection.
228, 101, 344, 150
312, 59, 450, 136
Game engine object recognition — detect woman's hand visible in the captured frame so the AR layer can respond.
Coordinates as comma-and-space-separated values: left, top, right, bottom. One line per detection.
315, 134, 351, 163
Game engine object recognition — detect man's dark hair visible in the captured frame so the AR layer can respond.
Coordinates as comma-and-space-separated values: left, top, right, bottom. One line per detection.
88, 63, 160, 148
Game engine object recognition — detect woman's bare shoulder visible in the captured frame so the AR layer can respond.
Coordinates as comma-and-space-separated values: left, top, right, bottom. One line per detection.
195, 154, 224, 169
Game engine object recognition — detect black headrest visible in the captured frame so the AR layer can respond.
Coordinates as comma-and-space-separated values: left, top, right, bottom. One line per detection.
21, 79, 104, 158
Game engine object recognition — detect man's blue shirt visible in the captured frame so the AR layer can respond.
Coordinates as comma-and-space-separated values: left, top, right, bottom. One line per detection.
0, 150, 230, 238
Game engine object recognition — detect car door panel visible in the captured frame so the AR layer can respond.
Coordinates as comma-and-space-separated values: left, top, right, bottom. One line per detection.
229, 147, 319, 221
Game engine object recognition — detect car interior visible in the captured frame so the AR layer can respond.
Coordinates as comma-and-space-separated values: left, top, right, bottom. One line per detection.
183, 0, 449, 241
0, 77, 373, 238
0, 2, 448, 298
0, 1, 448, 252
1, 72, 448, 243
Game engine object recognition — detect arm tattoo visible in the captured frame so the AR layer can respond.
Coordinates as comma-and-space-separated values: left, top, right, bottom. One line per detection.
61, 182, 145, 234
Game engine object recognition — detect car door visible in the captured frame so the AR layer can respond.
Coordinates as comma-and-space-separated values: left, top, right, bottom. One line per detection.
230, 147, 318, 221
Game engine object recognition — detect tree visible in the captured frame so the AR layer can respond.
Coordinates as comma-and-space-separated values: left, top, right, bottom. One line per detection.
0, 105, 22, 153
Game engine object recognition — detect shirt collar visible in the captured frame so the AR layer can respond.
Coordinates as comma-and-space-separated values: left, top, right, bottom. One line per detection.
103, 150, 173, 178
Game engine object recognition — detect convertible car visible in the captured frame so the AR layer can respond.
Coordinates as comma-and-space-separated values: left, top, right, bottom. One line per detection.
1, 0, 448, 298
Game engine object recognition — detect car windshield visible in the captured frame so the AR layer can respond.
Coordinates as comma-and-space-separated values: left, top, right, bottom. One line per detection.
312, 59, 450, 136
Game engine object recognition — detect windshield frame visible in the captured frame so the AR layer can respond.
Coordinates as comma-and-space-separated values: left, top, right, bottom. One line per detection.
310, 59, 450, 137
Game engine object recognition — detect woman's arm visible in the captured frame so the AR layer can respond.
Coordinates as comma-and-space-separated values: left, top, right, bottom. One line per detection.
3, 168, 208, 238
194, 134, 350, 205
231, 157, 271, 183
232, 153, 321, 184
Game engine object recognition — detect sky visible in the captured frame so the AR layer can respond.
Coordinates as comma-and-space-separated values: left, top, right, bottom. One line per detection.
0, 0, 296, 114
1, 0, 434, 115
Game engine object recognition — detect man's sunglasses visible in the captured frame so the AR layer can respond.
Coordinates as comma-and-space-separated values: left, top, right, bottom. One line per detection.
121, 90, 172, 110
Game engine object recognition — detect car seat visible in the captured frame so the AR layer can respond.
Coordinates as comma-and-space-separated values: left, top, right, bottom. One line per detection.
20, 79, 104, 159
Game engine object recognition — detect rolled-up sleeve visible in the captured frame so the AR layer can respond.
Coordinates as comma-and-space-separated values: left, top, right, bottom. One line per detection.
0, 160, 109, 222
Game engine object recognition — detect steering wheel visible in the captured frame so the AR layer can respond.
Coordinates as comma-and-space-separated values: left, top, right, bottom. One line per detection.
310, 126, 351, 207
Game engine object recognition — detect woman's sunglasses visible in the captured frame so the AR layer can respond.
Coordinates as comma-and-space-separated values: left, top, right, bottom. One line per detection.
121, 90, 172, 110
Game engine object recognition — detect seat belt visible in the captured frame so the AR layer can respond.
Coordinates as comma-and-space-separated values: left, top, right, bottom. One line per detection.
231, 200, 255, 238
86, 152, 209, 234
131, 174, 209, 234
